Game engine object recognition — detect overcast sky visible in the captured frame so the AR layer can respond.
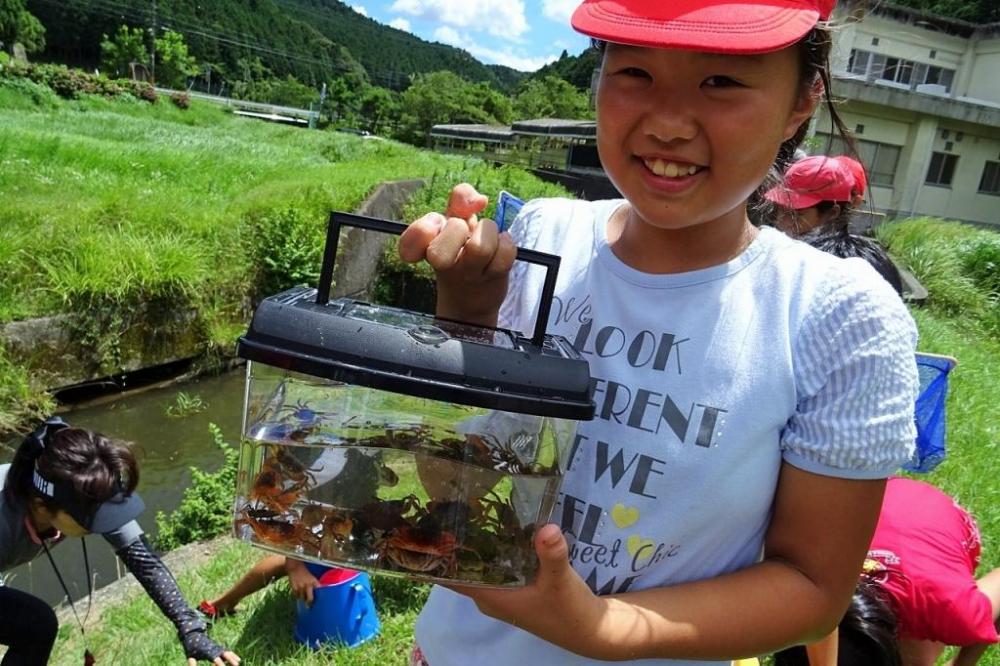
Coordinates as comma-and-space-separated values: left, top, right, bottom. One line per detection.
347, 0, 591, 71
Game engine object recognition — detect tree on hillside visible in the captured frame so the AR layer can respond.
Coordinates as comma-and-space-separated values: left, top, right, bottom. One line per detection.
533, 47, 601, 92
0, 0, 44, 53
100, 25, 149, 79
357, 85, 400, 135
513, 75, 593, 121
154, 29, 198, 89
890, 0, 999, 22
394, 71, 512, 146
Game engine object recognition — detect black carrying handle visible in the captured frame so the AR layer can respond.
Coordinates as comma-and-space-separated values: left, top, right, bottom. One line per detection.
316, 211, 560, 348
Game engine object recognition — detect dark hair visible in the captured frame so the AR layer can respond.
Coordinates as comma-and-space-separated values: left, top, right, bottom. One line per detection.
751, 25, 859, 225
773, 578, 902, 666
800, 225, 904, 296
779, 199, 855, 238
3, 426, 139, 513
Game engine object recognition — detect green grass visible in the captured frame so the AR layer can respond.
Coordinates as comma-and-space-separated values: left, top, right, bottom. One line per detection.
0, 80, 569, 433
51, 541, 430, 666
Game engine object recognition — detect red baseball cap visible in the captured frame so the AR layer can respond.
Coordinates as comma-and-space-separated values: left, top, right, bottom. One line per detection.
833, 155, 867, 196
765, 155, 854, 209
571, 0, 835, 54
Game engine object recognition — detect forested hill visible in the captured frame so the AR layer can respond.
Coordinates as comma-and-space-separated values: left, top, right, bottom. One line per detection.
25, 0, 526, 91
276, 0, 525, 90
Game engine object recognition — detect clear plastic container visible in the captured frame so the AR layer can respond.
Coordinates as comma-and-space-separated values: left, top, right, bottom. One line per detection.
233, 212, 593, 587
234, 362, 580, 586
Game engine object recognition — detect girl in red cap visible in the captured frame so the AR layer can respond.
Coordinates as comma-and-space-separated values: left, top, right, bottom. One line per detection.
397, 1, 918, 665
765, 155, 856, 236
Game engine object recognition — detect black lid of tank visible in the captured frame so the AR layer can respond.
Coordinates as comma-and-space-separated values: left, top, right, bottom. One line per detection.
237, 212, 595, 420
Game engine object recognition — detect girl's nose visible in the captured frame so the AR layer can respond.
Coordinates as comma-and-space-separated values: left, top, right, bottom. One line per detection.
640, 99, 698, 144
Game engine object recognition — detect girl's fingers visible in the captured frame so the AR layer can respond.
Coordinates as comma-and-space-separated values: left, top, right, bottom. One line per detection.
459, 216, 501, 275
399, 212, 446, 263
484, 232, 517, 279
445, 183, 488, 220
426, 217, 474, 271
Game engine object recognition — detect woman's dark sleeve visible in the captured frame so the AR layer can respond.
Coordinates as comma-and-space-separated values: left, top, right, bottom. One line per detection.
111, 533, 226, 661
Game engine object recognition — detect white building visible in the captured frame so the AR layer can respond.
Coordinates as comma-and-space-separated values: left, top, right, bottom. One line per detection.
815, 2, 1000, 226
432, 3, 1000, 226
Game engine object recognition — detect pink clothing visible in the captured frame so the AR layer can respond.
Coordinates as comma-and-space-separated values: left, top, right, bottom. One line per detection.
865, 477, 998, 646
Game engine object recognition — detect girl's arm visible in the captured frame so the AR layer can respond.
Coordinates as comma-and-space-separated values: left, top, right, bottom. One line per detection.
804, 628, 839, 666
112, 533, 239, 664
456, 463, 885, 661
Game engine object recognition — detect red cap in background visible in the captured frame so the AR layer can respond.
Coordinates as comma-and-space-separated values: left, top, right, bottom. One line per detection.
765, 155, 854, 209
833, 155, 868, 197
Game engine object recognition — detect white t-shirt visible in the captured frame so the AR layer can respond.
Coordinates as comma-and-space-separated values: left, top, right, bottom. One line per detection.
415, 198, 919, 666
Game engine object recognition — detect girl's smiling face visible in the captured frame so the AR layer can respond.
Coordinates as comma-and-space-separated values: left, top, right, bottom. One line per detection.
596, 43, 816, 239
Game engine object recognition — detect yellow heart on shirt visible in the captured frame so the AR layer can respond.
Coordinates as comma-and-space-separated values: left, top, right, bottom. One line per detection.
626, 535, 654, 559
611, 503, 639, 529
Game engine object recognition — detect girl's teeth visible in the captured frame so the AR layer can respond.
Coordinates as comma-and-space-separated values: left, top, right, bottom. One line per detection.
646, 159, 698, 178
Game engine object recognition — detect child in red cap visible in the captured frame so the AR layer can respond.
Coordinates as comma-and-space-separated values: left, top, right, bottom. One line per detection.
775, 478, 999, 666
765, 155, 855, 236
398, 1, 918, 665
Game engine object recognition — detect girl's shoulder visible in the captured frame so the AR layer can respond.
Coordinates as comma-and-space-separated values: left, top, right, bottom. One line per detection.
508, 197, 619, 252
761, 228, 910, 322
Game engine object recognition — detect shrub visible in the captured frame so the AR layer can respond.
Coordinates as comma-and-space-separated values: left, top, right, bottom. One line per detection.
170, 91, 191, 109
154, 423, 238, 550
0, 61, 156, 103
244, 206, 325, 300
960, 235, 1000, 297
0, 77, 59, 107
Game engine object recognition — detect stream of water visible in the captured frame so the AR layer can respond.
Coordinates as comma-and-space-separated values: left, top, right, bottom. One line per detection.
1, 370, 246, 606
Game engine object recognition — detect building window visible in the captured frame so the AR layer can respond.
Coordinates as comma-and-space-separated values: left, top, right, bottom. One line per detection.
855, 124, 865, 134
848, 49, 872, 76
921, 65, 955, 91
926, 152, 958, 186
850, 48, 956, 92
979, 161, 1000, 195
813, 133, 901, 187
929, 49, 936, 58
872, 37, 880, 46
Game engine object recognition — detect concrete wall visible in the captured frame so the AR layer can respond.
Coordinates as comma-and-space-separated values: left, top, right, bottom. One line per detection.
851, 15, 967, 70
0, 180, 423, 393
966, 43, 1000, 102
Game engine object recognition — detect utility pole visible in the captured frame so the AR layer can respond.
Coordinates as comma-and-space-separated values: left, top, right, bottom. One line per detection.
150, 0, 157, 82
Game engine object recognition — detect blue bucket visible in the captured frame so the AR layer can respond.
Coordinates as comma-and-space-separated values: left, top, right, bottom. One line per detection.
293, 564, 380, 649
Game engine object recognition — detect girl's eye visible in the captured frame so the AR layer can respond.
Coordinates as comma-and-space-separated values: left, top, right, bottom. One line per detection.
703, 75, 742, 88
615, 67, 651, 79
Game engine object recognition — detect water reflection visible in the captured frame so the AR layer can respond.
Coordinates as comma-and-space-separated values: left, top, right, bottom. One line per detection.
0, 370, 245, 605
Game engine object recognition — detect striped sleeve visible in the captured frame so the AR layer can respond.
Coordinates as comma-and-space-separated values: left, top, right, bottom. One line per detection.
781, 260, 919, 478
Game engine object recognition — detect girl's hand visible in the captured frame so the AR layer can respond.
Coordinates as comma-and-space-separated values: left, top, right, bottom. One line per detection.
398, 183, 517, 327
284, 558, 319, 606
180, 630, 239, 665
186, 649, 239, 666
444, 524, 605, 656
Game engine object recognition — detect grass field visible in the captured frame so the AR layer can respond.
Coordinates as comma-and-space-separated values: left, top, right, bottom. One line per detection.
0, 80, 567, 432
